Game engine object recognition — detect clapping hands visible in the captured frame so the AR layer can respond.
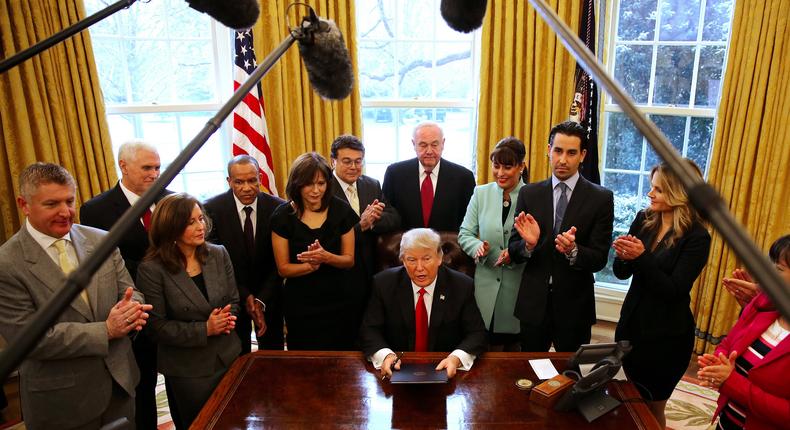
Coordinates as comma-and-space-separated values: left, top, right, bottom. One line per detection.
612, 234, 645, 260
514, 212, 540, 251
297, 240, 328, 271
360, 199, 386, 231
697, 351, 737, 389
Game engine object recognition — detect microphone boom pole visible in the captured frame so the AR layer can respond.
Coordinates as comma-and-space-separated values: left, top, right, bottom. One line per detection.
525, 0, 790, 320
0, 0, 138, 74
0, 27, 301, 381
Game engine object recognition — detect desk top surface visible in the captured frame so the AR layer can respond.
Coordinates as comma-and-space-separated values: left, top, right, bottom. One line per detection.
194, 351, 659, 429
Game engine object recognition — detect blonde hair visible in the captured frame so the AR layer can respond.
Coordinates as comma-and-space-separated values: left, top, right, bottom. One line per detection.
641, 159, 704, 248
399, 228, 444, 260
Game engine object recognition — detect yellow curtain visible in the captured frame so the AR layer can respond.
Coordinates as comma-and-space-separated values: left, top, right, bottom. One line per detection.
0, 0, 116, 242
476, 0, 581, 184
252, 0, 362, 198
691, 0, 790, 354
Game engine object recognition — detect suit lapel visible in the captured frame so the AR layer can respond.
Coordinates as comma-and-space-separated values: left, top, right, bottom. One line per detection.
356, 176, 372, 207
428, 159, 448, 226
427, 268, 448, 351
69, 227, 99, 319
538, 180, 554, 242
332, 177, 350, 204
561, 176, 588, 232
202, 250, 221, 305
397, 269, 416, 348
167, 269, 211, 312
223, 191, 247, 252
110, 184, 147, 235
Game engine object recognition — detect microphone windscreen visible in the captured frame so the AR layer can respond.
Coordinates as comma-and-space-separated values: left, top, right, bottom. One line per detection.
186, 0, 260, 30
440, 0, 488, 33
298, 18, 354, 100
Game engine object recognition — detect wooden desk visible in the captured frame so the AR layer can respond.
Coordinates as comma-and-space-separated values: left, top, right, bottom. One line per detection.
193, 351, 659, 429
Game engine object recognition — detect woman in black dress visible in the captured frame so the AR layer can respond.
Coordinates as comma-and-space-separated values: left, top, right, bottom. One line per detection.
612, 159, 711, 428
271, 152, 360, 350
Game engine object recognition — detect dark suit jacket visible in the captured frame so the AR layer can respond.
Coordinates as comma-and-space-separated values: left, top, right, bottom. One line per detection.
359, 266, 487, 357
613, 211, 711, 340
80, 182, 171, 280
331, 174, 400, 280
203, 189, 284, 304
508, 176, 614, 328
382, 158, 475, 232
0, 224, 140, 429
136, 243, 241, 378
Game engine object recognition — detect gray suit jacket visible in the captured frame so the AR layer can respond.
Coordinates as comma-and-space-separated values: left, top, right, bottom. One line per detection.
136, 243, 241, 378
0, 223, 141, 429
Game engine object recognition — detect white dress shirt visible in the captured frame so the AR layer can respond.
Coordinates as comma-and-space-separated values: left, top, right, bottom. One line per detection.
333, 171, 360, 215
370, 275, 476, 372
233, 194, 258, 237
551, 171, 580, 219
419, 160, 440, 195
26, 218, 76, 268
119, 180, 156, 227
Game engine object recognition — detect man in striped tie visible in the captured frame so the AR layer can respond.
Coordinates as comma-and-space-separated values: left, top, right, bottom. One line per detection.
359, 228, 487, 380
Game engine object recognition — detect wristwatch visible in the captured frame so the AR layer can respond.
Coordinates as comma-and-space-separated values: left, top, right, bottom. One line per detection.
565, 244, 578, 259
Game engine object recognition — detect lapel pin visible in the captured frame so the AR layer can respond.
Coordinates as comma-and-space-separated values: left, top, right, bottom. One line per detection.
440, 294, 445, 301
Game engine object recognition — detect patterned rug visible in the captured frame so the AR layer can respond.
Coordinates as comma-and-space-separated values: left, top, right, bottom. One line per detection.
156, 374, 174, 430
666, 378, 719, 430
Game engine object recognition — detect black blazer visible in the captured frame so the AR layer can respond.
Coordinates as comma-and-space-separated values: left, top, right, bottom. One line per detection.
614, 211, 711, 340
203, 189, 284, 304
508, 176, 614, 328
331, 174, 400, 280
80, 183, 171, 281
382, 158, 475, 232
359, 266, 487, 357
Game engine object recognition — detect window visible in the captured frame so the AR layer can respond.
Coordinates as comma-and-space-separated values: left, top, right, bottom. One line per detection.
355, 0, 481, 180
597, 0, 735, 289
85, 0, 232, 201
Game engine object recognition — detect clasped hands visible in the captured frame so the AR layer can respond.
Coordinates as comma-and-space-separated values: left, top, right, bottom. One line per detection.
359, 199, 386, 231
297, 240, 329, 271
380, 353, 463, 379
697, 351, 737, 389
207, 304, 237, 336
612, 234, 645, 260
513, 211, 577, 255
106, 287, 153, 339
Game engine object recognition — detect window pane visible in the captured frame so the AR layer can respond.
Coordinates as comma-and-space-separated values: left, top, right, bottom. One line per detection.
616, 0, 657, 41
614, 44, 653, 104
694, 46, 726, 108
602, 172, 641, 230
169, 171, 227, 202
605, 112, 643, 171
397, 42, 433, 98
702, 0, 735, 41
434, 43, 473, 99
356, 0, 396, 39
659, 0, 701, 41
92, 38, 129, 104
596, 231, 631, 287
645, 115, 687, 168
359, 41, 396, 98
653, 46, 695, 106
173, 41, 216, 103
397, 0, 434, 39
362, 108, 398, 163
688, 117, 714, 173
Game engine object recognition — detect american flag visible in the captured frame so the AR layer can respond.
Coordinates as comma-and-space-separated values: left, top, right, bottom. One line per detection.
232, 30, 278, 196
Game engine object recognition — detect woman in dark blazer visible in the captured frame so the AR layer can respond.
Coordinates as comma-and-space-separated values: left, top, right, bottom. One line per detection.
137, 193, 241, 429
612, 159, 711, 428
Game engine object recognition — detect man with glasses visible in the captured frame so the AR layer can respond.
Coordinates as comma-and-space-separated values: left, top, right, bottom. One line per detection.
330, 135, 400, 336
382, 122, 475, 232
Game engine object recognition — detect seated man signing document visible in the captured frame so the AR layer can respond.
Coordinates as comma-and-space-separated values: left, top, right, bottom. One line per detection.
360, 228, 487, 379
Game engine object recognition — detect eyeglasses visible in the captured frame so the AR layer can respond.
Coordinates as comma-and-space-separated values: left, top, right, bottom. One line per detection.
339, 158, 364, 167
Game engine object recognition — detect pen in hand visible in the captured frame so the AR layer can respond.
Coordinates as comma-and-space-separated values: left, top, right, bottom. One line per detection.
381, 352, 404, 381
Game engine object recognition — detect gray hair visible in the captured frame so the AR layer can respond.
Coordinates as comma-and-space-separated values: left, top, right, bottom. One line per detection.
117, 140, 158, 163
19, 162, 75, 199
399, 228, 443, 260
412, 122, 444, 141
227, 154, 260, 177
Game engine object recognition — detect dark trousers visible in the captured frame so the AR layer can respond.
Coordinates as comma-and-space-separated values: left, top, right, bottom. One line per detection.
519, 291, 591, 352
164, 360, 228, 430
68, 381, 134, 430
132, 332, 158, 429
235, 306, 284, 354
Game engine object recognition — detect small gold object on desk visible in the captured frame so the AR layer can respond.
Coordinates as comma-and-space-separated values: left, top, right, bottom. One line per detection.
529, 374, 574, 408
515, 378, 534, 391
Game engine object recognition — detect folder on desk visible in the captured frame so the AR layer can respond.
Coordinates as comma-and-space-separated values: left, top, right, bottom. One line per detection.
389, 363, 449, 384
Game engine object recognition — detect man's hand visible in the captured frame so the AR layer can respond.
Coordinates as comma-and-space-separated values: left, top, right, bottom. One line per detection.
381, 352, 402, 379
106, 287, 152, 339
555, 226, 578, 255
251, 300, 267, 337
359, 199, 385, 231
206, 304, 237, 336
245, 294, 256, 316
514, 212, 540, 250
436, 354, 462, 378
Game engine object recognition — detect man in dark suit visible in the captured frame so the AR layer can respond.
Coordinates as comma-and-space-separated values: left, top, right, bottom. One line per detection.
508, 121, 614, 352
360, 228, 487, 379
0, 163, 151, 429
80, 141, 168, 430
330, 135, 400, 327
382, 122, 476, 232
204, 155, 284, 353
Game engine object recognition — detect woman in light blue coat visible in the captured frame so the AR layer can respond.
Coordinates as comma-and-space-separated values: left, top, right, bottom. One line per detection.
459, 137, 528, 351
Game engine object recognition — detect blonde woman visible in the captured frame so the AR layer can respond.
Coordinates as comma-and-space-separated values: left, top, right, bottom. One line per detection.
612, 159, 711, 428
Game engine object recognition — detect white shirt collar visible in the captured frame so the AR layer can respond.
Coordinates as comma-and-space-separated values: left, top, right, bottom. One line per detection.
118, 180, 141, 206
419, 159, 441, 177
411, 276, 437, 295
333, 170, 357, 190
233, 193, 257, 214
551, 171, 580, 191
26, 218, 71, 251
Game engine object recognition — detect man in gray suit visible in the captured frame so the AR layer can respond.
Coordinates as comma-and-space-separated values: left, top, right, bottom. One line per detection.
0, 163, 151, 430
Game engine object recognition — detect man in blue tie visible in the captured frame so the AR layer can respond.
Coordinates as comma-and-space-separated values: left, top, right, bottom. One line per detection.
507, 121, 614, 352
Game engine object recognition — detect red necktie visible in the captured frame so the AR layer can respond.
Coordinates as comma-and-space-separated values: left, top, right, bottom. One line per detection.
420, 171, 434, 227
142, 208, 152, 231
415, 288, 428, 352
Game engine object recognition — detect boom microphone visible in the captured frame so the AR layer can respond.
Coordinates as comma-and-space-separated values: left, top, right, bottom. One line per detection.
297, 11, 354, 100
186, 0, 261, 30
440, 0, 488, 33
